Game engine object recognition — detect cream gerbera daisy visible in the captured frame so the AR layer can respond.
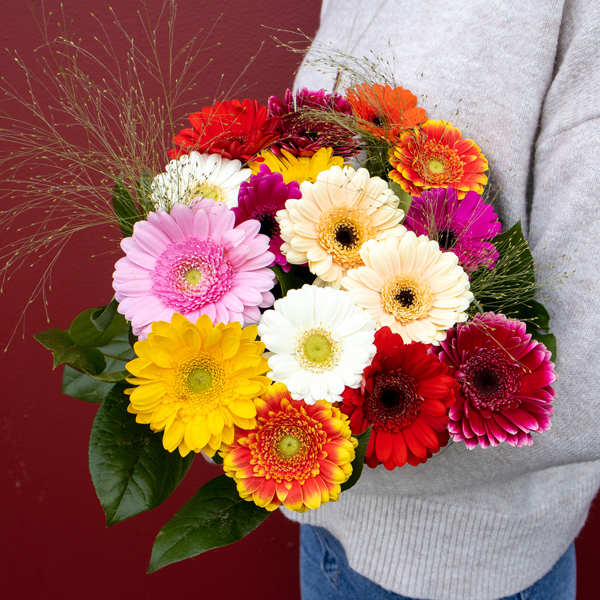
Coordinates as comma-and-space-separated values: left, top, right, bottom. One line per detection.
257, 285, 377, 404
151, 151, 251, 210
277, 165, 406, 288
342, 232, 473, 344
249, 147, 343, 184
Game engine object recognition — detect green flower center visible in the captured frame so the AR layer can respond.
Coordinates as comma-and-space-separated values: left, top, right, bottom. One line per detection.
278, 434, 302, 458
427, 158, 445, 174
185, 268, 203, 286
303, 333, 333, 364
188, 368, 213, 393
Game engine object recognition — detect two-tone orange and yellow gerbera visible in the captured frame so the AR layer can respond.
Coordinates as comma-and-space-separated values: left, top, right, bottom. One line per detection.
346, 83, 427, 140
221, 383, 358, 512
389, 120, 488, 198
125, 313, 270, 457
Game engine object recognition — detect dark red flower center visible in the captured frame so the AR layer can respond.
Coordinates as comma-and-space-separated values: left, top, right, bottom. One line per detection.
459, 348, 520, 411
256, 211, 279, 239
363, 371, 422, 432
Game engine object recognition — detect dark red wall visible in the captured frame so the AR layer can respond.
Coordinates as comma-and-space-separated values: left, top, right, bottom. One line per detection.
0, 2, 598, 599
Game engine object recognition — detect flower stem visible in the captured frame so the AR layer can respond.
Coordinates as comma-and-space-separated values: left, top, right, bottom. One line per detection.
103, 353, 129, 362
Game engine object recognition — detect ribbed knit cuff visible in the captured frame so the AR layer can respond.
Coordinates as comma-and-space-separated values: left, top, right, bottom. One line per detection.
284, 467, 599, 600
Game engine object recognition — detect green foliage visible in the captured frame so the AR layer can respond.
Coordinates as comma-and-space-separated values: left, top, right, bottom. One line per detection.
148, 474, 270, 573
136, 172, 155, 215
90, 298, 120, 333
388, 181, 413, 219
112, 175, 143, 237
529, 330, 557, 363
340, 426, 371, 493
470, 221, 551, 330
89, 382, 194, 526
270, 264, 314, 299
69, 308, 127, 348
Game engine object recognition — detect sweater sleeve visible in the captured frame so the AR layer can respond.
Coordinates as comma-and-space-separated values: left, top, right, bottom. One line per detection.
292, 0, 600, 496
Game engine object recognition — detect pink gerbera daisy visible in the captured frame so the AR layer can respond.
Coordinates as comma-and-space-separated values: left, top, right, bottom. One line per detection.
233, 165, 301, 272
112, 199, 275, 338
404, 188, 502, 272
431, 312, 556, 449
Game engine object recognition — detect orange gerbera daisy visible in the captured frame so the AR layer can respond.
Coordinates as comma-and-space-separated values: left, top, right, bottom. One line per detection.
388, 120, 489, 199
221, 382, 358, 512
346, 83, 427, 140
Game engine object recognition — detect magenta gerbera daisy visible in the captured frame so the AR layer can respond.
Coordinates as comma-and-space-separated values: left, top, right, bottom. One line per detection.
232, 165, 301, 272
404, 188, 502, 273
268, 88, 358, 158
431, 312, 556, 449
113, 199, 275, 338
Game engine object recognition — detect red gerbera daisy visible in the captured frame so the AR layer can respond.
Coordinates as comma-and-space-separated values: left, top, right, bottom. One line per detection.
169, 99, 280, 162
341, 327, 458, 470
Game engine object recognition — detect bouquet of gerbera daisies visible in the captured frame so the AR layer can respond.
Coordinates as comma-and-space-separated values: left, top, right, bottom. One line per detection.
2, 18, 557, 573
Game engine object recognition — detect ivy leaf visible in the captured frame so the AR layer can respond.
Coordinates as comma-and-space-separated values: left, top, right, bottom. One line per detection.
340, 426, 371, 493
112, 175, 142, 237
55, 345, 106, 375
69, 307, 126, 348
91, 298, 119, 333
89, 382, 194, 526
148, 474, 270, 573
62, 325, 135, 402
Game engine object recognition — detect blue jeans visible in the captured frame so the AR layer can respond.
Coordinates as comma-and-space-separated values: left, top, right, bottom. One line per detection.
300, 524, 576, 600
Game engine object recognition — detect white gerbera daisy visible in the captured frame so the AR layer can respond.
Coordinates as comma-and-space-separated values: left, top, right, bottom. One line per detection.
277, 165, 406, 289
258, 285, 377, 404
151, 151, 251, 210
342, 232, 473, 345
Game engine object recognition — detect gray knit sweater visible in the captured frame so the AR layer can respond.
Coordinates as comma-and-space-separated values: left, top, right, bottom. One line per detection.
284, 1, 600, 599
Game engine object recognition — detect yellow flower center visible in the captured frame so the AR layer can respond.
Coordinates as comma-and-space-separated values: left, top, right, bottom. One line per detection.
278, 434, 302, 458
187, 182, 226, 203
413, 140, 464, 186
427, 159, 445, 173
172, 354, 226, 418
296, 327, 339, 373
318, 207, 374, 271
381, 273, 434, 323
184, 268, 203, 286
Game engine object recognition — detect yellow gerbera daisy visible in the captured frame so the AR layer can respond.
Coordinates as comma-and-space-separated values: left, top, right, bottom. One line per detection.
249, 147, 344, 184
125, 313, 271, 457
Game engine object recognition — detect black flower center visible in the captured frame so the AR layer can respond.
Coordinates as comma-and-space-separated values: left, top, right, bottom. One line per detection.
257, 212, 278, 239
371, 115, 383, 126
437, 229, 456, 250
379, 387, 404, 409
395, 289, 415, 308
335, 224, 359, 249
472, 368, 502, 396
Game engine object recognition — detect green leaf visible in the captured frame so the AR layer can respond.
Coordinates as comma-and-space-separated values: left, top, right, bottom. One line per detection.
62, 325, 135, 402
136, 172, 155, 214
69, 307, 126, 348
112, 175, 142, 237
340, 426, 371, 493
55, 345, 106, 375
529, 330, 557, 363
89, 382, 194, 526
34, 329, 75, 354
148, 474, 270, 573
389, 180, 413, 219
91, 298, 119, 333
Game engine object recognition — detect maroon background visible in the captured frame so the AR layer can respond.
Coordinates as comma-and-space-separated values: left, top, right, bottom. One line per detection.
0, 2, 597, 599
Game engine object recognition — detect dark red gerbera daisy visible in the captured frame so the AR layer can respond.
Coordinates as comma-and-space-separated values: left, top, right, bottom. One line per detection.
341, 327, 457, 470
268, 88, 359, 158
169, 99, 280, 162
